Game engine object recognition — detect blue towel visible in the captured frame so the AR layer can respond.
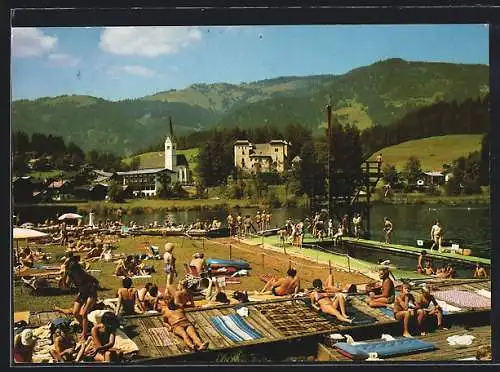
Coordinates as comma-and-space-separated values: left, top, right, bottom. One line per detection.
378, 307, 395, 318
210, 314, 262, 342
335, 338, 436, 360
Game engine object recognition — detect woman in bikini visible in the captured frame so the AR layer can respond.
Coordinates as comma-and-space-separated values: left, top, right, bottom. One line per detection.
309, 279, 353, 323
67, 261, 100, 340
115, 277, 139, 316
163, 301, 209, 351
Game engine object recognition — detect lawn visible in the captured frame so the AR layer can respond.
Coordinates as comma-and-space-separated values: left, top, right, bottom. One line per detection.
122, 148, 200, 173
367, 134, 484, 172
14, 235, 373, 313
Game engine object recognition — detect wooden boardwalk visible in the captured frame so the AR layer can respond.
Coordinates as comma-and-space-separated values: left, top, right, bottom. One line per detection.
23, 279, 490, 362
125, 296, 398, 362
317, 324, 491, 362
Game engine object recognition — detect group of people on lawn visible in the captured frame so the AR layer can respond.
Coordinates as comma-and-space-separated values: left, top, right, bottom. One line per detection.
15, 240, 457, 363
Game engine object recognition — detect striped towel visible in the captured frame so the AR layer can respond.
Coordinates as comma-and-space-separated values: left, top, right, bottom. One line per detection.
148, 327, 174, 346
210, 314, 262, 342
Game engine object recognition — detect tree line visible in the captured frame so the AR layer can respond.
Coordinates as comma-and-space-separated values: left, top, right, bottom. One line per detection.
12, 131, 140, 177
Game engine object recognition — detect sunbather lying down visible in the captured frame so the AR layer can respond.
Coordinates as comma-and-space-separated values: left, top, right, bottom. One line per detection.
162, 301, 209, 351
309, 278, 353, 324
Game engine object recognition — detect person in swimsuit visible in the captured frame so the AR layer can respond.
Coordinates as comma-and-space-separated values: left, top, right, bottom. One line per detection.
164, 280, 195, 308
257, 268, 300, 296
67, 261, 100, 340
189, 252, 207, 276
310, 279, 353, 323
393, 282, 417, 338
163, 243, 177, 290
13, 329, 36, 363
383, 217, 393, 244
89, 312, 119, 362
163, 301, 209, 351
430, 220, 443, 251
424, 260, 435, 276
415, 286, 447, 335
417, 250, 427, 273
137, 283, 160, 312
474, 263, 488, 278
368, 267, 395, 308
115, 277, 139, 316
51, 327, 76, 362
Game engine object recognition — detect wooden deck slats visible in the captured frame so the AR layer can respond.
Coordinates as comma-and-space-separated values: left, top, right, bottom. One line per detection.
188, 309, 232, 349
244, 306, 284, 340
22, 280, 490, 362
318, 325, 491, 362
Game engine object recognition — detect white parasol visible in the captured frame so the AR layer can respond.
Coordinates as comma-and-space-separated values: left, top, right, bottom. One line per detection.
13, 227, 49, 240
12, 228, 49, 265
58, 213, 83, 221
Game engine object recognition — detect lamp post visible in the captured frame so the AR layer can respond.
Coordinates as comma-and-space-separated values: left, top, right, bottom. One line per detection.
326, 104, 333, 219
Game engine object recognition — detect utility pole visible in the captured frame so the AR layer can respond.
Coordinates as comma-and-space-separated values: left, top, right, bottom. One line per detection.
326, 103, 333, 219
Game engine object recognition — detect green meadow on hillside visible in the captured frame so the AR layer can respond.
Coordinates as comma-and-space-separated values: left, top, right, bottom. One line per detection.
123, 148, 200, 173
368, 134, 483, 172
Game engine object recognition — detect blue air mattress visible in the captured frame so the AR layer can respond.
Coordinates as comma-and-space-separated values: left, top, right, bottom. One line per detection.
334, 338, 436, 360
206, 258, 250, 269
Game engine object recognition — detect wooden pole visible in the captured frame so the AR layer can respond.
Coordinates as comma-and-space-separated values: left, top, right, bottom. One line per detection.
261, 253, 265, 269
229, 244, 232, 260
329, 260, 332, 274
288, 258, 292, 270
347, 254, 351, 273
202, 238, 205, 250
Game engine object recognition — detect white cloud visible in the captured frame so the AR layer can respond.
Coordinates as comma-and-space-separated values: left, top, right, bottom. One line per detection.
12, 27, 57, 58
108, 65, 156, 78
99, 26, 202, 57
47, 53, 80, 67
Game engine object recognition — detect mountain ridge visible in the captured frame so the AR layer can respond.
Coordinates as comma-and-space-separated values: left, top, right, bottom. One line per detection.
12, 58, 489, 156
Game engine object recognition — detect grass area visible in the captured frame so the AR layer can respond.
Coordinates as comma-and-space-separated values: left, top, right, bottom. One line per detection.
367, 134, 483, 172
14, 236, 371, 313
373, 191, 490, 205
27, 170, 63, 180
122, 148, 200, 175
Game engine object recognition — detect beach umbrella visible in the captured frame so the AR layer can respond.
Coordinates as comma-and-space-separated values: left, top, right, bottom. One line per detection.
12, 228, 49, 264
13, 227, 49, 240
58, 213, 83, 221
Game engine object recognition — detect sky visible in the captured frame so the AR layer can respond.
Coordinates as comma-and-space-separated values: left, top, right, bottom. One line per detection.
11, 24, 489, 101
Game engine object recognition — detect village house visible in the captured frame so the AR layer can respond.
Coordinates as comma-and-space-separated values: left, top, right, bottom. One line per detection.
234, 139, 290, 174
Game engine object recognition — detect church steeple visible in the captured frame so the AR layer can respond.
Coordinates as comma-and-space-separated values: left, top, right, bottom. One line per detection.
165, 116, 177, 170
169, 116, 174, 140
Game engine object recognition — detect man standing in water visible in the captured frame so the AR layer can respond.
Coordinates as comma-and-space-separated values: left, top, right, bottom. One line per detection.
383, 217, 393, 244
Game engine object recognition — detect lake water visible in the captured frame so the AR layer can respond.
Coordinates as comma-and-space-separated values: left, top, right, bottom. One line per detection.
102, 204, 490, 259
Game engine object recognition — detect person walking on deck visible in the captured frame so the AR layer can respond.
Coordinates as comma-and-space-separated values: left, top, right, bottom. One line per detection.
383, 217, 393, 244
430, 220, 443, 251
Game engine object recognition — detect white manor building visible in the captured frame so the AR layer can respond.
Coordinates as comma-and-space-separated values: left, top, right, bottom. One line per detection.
94, 117, 190, 197
234, 139, 290, 174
